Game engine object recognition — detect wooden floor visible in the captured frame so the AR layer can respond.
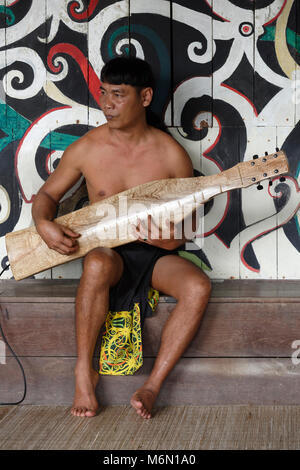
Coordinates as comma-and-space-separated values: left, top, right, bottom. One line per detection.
1, 404, 300, 450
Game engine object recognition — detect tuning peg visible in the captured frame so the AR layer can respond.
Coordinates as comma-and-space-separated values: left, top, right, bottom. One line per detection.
253, 154, 259, 159
280, 176, 286, 182
265, 151, 268, 156
269, 180, 273, 186
257, 183, 263, 190
276, 147, 279, 152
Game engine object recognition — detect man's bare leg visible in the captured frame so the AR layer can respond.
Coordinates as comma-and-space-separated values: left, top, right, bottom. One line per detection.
71, 247, 124, 417
130, 255, 211, 418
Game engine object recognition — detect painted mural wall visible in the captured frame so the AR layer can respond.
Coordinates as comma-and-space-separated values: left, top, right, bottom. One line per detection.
0, 0, 299, 280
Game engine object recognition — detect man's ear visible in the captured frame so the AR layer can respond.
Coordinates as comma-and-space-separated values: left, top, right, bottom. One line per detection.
141, 87, 153, 107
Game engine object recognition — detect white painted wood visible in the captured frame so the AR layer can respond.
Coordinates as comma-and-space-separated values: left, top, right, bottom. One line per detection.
276, 126, 300, 278
88, 0, 129, 81
254, 0, 295, 127
240, 127, 277, 279
212, 0, 255, 125
295, 69, 300, 124
171, 2, 212, 128
52, 258, 83, 280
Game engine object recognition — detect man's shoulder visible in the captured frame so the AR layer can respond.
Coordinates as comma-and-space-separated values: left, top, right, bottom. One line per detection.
66, 124, 108, 156
152, 127, 193, 177
152, 126, 186, 149
74, 124, 108, 147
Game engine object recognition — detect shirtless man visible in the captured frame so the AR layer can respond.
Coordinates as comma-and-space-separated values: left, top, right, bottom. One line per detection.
32, 57, 211, 419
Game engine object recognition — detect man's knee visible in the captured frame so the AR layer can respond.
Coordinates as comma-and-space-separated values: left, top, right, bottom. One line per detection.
179, 271, 212, 303
83, 247, 121, 283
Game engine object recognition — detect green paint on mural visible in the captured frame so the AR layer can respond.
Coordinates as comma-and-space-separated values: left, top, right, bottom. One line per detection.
178, 250, 212, 272
0, 6, 15, 26
42, 132, 78, 150
0, 102, 79, 152
0, 102, 29, 152
109, 25, 129, 58
108, 23, 171, 111
260, 26, 300, 54
295, 216, 300, 237
260, 26, 276, 42
130, 23, 170, 83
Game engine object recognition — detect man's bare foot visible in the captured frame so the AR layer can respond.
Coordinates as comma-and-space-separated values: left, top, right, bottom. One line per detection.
130, 387, 158, 419
71, 366, 99, 417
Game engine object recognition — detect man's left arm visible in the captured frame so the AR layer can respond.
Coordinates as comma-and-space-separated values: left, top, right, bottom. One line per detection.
135, 144, 199, 250
134, 210, 198, 250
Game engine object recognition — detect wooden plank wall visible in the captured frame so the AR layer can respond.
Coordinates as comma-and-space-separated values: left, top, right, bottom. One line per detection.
1, 279, 300, 405
0, 0, 299, 281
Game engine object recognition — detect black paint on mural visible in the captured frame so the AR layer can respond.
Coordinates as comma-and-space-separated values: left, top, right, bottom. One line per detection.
0, 0, 299, 278
0, 141, 22, 237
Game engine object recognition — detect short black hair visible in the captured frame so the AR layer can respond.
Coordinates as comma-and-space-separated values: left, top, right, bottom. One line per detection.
101, 56, 169, 134
100, 56, 155, 91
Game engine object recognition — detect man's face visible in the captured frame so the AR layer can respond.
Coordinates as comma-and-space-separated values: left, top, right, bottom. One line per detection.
99, 82, 152, 130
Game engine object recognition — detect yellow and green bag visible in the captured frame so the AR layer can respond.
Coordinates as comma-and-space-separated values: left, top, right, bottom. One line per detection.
99, 287, 159, 375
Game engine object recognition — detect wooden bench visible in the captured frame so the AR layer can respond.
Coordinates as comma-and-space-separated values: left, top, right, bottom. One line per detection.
0, 279, 300, 406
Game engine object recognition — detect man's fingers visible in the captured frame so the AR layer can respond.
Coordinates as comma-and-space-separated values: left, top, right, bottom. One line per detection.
62, 242, 78, 252
62, 236, 78, 248
149, 216, 160, 239
58, 247, 77, 255
53, 247, 68, 255
129, 224, 139, 239
146, 216, 161, 239
52, 242, 78, 255
62, 226, 81, 238
137, 217, 161, 240
137, 219, 151, 240
49, 244, 68, 255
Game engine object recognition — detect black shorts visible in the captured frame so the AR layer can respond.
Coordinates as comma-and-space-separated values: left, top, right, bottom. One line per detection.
100, 240, 185, 375
109, 240, 185, 327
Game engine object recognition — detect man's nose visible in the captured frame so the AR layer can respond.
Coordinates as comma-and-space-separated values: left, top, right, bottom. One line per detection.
104, 95, 113, 109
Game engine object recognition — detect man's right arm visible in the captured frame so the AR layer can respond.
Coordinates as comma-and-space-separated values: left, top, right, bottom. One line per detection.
32, 142, 83, 255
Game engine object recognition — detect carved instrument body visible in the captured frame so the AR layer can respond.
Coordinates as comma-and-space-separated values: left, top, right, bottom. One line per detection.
5, 151, 289, 280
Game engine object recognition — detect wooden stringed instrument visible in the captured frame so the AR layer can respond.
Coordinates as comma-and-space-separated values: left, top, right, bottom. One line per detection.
5, 150, 289, 280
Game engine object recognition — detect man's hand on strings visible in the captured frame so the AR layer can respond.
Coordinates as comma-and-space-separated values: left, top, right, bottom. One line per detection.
37, 220, 81, 255
131, 214, 185, 251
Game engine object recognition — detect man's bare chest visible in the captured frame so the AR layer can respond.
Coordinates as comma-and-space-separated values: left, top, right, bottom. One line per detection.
83, 153, 172, 203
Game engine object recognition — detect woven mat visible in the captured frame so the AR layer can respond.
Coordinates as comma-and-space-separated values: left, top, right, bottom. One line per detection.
0, 404, 299, 450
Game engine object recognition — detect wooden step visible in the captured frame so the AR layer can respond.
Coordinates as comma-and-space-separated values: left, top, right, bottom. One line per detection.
1, 357, 300, 406
1, 279, 300, 405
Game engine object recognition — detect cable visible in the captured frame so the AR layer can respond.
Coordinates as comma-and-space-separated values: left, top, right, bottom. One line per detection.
0, 263, 10, 277
0, 262, 27, 405
0, 321, 27, 405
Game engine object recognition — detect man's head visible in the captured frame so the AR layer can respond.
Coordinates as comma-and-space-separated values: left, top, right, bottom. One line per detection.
100, 56, 155, 93
100, 57, 155, 130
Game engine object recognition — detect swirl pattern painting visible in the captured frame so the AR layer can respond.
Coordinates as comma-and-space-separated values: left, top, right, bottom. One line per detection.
0, 0, 299, 279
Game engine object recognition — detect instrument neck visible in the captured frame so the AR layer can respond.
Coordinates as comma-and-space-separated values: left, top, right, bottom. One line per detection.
174, 165, 243, 203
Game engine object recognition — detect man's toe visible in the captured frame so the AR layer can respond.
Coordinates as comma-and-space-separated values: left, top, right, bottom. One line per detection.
131, 396, 141, 406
